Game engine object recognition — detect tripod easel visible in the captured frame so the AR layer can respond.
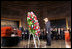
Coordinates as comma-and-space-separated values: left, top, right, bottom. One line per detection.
28, 33, 40, 48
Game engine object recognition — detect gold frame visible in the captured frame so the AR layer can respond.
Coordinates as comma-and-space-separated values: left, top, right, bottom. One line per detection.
1, 18, 22, 27
49, 17, 69, 30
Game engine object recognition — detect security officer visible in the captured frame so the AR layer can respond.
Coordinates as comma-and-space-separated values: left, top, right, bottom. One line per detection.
44, 18, 51, 46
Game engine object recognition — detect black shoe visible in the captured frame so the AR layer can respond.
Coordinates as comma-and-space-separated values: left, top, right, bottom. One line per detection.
46, 44, 51, 46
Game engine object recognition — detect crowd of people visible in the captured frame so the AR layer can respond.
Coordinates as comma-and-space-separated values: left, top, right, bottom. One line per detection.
40, 28, 65, 40
19, 27, 71, 41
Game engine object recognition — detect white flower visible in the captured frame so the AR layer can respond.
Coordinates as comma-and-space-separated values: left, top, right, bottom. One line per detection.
32, 25, 33, 28
36, 20, 38, 22
35, 31, 37, 32
31, 12, 34, 15
28, 12, 30, 14
34, 18, 35, 20
32, 17, 33, 18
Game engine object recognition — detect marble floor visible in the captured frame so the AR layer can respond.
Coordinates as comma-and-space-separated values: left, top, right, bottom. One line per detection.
1, 40, 71, 48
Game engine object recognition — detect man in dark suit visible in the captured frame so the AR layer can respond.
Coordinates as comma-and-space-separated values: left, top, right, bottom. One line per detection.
60, 28, 64, 40
44, 18, 51, 46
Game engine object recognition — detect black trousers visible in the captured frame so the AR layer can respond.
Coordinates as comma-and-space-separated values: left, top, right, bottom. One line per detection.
47, 33, 51, 45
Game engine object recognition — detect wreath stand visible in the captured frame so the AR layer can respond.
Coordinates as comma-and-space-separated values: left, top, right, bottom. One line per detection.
28, 33, 40, 48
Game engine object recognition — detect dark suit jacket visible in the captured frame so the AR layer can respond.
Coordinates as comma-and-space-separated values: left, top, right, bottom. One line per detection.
45, 21, 51, 34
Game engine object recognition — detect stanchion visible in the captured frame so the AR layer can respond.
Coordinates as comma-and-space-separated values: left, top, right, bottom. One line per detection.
28, 33, 31, 48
